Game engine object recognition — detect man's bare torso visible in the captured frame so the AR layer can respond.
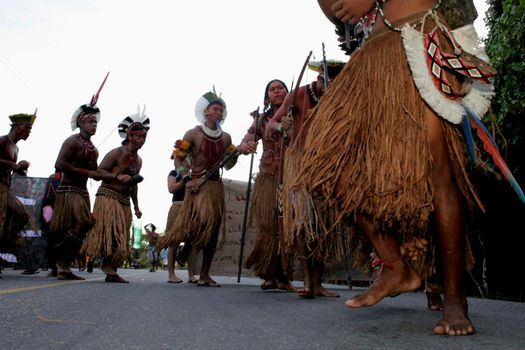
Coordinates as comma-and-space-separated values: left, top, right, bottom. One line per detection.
187, 126, 231, 177
59, 134, 99, 189
100, 146, 142, 195
0, 135, 18, 184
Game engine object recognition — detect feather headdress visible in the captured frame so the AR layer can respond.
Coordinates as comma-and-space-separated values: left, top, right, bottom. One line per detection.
194, 85, 227, 125
118, 104, 150, 139
307, 60, 345, 79
10, 108, 37, 125
70, 72, 109, 131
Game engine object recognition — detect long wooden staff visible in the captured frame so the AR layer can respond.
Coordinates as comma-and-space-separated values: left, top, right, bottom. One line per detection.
237, 108, 261, 283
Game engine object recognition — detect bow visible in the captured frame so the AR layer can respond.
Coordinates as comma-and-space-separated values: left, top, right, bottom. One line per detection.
278, 51, 313, 217
285, 51, 313, 139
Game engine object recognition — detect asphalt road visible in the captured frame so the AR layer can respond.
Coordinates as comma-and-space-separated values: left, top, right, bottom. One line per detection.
1, 268, 524, 350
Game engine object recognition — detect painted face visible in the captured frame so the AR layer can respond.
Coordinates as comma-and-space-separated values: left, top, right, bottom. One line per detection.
266, 81, 288, 107
204, 103, 224, 126
128, 130, 147, 149
15, 123, 33, 140
78, 114, 98, 135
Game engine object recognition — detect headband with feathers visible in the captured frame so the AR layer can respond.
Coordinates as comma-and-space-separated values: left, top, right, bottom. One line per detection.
194, 85, 227, 125
70, 72, 109, 131
10, 108, 38, 125
118, 104, 150, 139
307, 60, 345, 79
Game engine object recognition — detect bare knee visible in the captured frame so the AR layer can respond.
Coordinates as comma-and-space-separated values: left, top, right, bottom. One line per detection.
426, 109, 453, 188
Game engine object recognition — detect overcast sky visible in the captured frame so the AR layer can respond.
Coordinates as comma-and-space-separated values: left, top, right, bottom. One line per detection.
0, 0, 489, 231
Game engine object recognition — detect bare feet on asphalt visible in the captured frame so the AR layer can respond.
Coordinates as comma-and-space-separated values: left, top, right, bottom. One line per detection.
433, 301, 475, 336
345, 260, 421, 308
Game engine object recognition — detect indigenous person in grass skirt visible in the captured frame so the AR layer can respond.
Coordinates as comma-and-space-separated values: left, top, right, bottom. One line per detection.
161, 90, 256, 287
320, 0, 482, 317
237, 79, 296, 292
0, 112, 35, 267
81, 106, 149, 283
268, 61, 344, 299
49, 87, 105, 281
291, 0, 516, 336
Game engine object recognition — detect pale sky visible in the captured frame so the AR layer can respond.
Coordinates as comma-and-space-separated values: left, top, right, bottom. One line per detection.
0, 0, 489, 231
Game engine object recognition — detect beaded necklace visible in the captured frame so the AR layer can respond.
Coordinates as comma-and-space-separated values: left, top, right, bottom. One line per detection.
352, 4, 379, 48
76, 134, 97, 163
306, 82, 321, 106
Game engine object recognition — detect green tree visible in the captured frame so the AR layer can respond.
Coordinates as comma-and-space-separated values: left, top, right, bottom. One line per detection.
485, 0, 525, 178
478, 0, 525, 302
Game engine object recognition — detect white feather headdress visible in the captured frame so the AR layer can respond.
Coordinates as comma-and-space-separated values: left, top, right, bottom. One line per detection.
194, 86, 227, 125
118, 104, 151, 139
71, 105, 100, 131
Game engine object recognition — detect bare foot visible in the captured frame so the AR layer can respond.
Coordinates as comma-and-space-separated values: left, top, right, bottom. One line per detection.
276, 280, 297, 292
167, 277, 183, 283
105, 274, 129, 283
261, 280, 277, 290
433, 303, 475, 336
314, 286, 340, 298
345, 260, 421, 308
297, 287, 315, 299
57, 271, 85, 280
425, 288, 444, 311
